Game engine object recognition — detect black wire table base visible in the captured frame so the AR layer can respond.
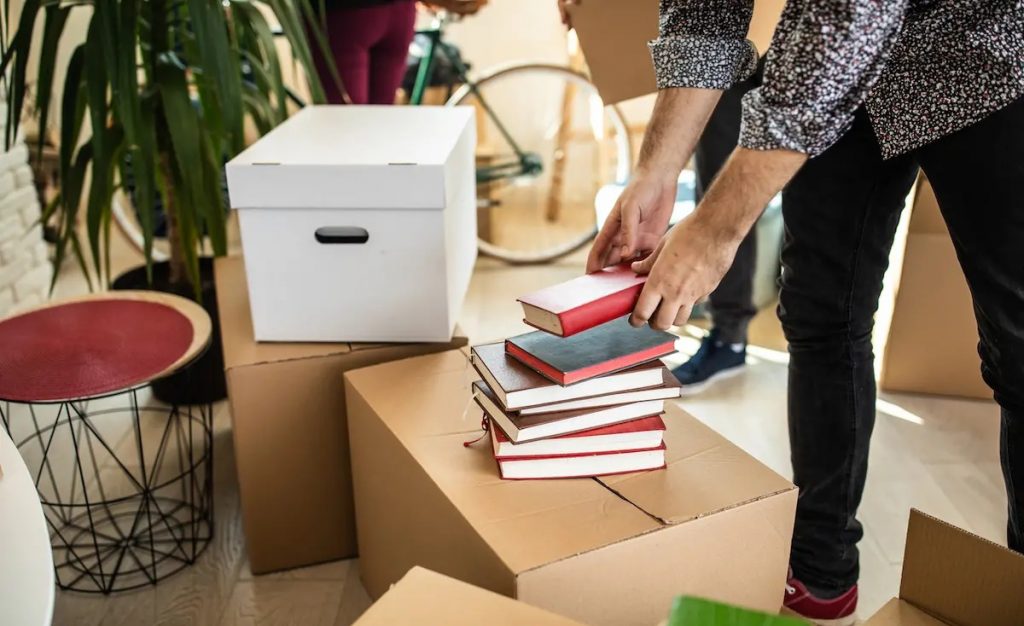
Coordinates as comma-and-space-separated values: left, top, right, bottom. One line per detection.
1, 387, 214, 594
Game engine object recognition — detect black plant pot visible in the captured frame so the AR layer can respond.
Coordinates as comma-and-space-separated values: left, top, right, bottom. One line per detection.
112, 258, 227, 405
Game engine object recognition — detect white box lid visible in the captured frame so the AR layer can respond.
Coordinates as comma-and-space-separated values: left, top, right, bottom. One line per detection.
227, 106, 474, 210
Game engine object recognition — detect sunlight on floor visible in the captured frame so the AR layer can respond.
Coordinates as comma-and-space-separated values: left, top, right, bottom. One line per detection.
876, 398, 926, 426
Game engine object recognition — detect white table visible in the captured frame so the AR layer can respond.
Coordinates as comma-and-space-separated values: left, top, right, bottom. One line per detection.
0, 429, 55, 626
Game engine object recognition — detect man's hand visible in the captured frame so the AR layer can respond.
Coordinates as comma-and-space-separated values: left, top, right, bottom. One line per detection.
628, 147, 808, 330
629, 213, 741, 330
586, 171, 677, 273
584, 87, 723, 274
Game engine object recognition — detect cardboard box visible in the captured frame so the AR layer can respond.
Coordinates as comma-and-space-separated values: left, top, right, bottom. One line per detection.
568, 0, 786, 105
880, 176, 989, 399
353, 566, 587, 626
862, 509, 1024, 626
225, 105, 477, 343
215, 256, 468, 574
345, 349, 798, 626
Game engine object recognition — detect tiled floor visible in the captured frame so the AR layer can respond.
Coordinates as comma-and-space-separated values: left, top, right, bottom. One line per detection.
40, 241, 1006, 625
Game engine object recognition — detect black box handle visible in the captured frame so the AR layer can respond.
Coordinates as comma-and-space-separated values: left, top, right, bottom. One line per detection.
315, 226, 369, 244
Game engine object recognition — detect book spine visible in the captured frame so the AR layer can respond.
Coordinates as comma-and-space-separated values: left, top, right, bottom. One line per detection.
494, 444, 665, 461
558, 283, 645, 337
504, 341, 568, 385
560, 342, 675, 385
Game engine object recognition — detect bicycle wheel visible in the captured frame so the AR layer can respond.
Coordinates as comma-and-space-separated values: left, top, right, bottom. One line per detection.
448, 62, 632, 264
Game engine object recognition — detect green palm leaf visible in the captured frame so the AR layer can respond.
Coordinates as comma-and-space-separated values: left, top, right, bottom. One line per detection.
4, 0, 329, 296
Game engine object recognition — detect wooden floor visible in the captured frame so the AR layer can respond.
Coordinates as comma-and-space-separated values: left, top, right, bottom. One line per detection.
42, 242, 1007, 625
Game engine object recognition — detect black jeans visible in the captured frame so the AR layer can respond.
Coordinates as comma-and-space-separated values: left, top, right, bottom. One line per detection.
782, 95, 1024, 593
695, 63, 764, 344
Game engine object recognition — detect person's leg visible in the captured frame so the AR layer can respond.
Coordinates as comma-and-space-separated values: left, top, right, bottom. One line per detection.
695, 62, 763, 344
915, 94, 1024, 553
367, 0, 417, 105
312, 7, 384, 104
780, 110, 919, 594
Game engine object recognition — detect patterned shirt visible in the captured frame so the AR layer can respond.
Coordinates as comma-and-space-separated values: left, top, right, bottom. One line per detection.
649, 0, 1024, 158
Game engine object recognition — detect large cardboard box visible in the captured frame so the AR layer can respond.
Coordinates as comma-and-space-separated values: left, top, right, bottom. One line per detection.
225, 105, 477, 343
568, 0, 786, 105
862, 509, 1024, 626
345, 349, 798, 626
215, 256, 468, 573
354, 566, 587, 626
880, 176, 989, 399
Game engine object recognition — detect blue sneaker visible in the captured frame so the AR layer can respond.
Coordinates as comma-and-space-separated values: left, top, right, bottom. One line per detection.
672, 329, 747, 393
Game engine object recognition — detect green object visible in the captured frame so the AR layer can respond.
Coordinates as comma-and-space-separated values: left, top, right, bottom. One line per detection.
667, 597, 809, 626
2, 0, 338, 297
406, 18, 531, 185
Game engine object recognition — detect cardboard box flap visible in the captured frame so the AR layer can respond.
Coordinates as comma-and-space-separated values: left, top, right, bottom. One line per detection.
354, 566, 587, 625
900, 509, 1024, 626
865, 598, 949, 626
215, 257, 353, 369
567, 0, 658, 105
597, 405, 796, 524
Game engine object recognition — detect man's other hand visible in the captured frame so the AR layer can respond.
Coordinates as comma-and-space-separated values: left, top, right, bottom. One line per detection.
586, 172, 677, 273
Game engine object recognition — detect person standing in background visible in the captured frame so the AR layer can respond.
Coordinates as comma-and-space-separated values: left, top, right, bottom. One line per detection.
312, 0, 486, 105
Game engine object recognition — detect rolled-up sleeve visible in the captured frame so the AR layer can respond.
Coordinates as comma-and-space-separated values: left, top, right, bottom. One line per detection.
740, 0, 909, 156
649, 0, 759, 90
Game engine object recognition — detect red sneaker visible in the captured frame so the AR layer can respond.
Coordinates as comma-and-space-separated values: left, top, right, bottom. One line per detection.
781, 572, 858, 626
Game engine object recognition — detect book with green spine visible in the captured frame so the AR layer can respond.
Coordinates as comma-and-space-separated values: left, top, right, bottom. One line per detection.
667, 597, 809, 626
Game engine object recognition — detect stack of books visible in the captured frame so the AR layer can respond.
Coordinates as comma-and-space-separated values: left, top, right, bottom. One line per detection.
470, 267, 681, 480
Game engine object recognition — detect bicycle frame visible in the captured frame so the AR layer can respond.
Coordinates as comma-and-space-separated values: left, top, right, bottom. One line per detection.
409, 17, 537, 184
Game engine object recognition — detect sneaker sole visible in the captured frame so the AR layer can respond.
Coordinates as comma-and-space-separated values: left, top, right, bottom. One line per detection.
677, 363, 747, 396
780, 607, 857, 626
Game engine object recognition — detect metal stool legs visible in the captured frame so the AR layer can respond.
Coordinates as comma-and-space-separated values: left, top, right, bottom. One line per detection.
1, 387, 214, 594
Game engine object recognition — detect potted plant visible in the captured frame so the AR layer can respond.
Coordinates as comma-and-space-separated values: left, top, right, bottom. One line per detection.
2, 0, 338, 403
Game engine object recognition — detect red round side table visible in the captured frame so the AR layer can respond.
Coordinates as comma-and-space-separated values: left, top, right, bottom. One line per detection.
0, 291, 215, 594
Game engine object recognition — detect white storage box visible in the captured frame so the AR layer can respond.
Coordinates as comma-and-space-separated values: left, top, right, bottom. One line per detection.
226, 106, 477, 342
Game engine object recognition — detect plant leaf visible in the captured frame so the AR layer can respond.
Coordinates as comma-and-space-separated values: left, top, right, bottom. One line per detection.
6, 0, 41, 149
263, 0, 330, 103
33, 4, 70, 161
232, 0, 286, 122
53, 142, 95, 293
84, 11, 112, 278
155, 56, 205, 292
187, 0, 244, 153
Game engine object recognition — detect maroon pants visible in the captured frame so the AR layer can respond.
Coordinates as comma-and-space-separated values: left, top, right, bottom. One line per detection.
313, 1, 417, 105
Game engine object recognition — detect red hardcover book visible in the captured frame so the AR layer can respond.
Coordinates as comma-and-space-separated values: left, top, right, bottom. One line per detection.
517, 265, 646, 337
505, 316, 677, 386
493, 443, 667, 480
489, 415, 666, 458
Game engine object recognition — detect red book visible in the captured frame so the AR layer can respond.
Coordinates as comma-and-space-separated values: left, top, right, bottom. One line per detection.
517, 265, 646, 337
490, 415, 666, 458
505, 316, 677, 386
493, 443, 667, 480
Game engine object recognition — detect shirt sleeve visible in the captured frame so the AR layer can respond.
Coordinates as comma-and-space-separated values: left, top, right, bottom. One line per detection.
739, 0, 909, 156
648, 0, 760, 90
